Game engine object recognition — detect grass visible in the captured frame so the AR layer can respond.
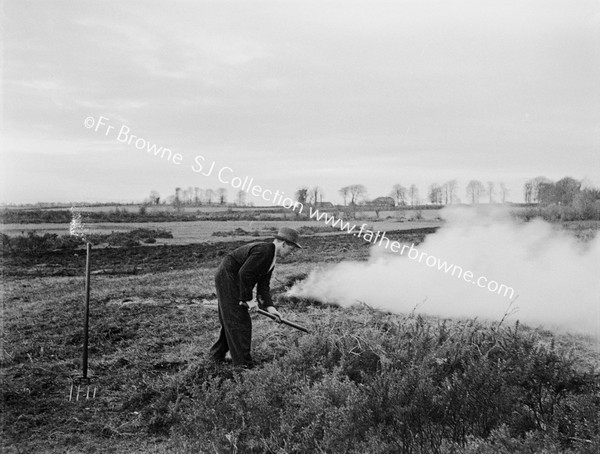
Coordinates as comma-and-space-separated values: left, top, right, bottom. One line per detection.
3, 250, 599, 453
1, 218, 443, 247
1, 264, 315, 452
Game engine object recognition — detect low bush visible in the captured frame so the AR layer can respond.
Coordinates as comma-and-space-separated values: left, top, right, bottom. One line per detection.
517, 203, 600, 222
164, 313, 599, 453
1, 228, 173, 254
212, 228, 262, 237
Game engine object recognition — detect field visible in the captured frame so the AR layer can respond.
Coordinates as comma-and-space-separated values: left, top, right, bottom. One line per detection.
0, 205, 444, 245
0, 219, 443, 247
2, 214, 599, 453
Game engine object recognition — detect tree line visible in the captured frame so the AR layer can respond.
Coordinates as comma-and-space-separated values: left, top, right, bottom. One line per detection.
294, 180, 510, 207
146, 187, 247, 207
522, 176, 599, 204
149, 176, 598, 209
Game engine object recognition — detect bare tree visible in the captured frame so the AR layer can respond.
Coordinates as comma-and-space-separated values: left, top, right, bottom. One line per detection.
428, 183, 443, 205
317, 188, 324, 205
174, 187, 182, 206
182, 188, 191, 205
499, 183, 509, 203
442, 180, 457, 205
339, 186, 350, 206
486, 181, 495, 204
205, 189, 215, 205
524, 181, 533, 203
236, 190, 246, 206
390, 184, 406, 206
348, 184, 367, 205
466, 180, 485, 204
149, 190, 160, 205
194, 187, 203, 205
217, 188, 227, 205
309, 186, 323, 205
449, 180, 458, 204
525, 176, 552, 203
408, 184, 419, 206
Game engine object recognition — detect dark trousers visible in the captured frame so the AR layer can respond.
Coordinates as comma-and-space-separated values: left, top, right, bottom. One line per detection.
209, 265, 253, 367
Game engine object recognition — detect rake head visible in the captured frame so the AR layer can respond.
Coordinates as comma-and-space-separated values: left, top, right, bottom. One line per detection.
68, 377, 97, 402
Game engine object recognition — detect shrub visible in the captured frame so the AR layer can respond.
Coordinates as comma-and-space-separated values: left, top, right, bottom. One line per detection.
515, 200, 600, 222
1, 228, 173, 254
0, 231, 85, 254
165, 313, 599, 453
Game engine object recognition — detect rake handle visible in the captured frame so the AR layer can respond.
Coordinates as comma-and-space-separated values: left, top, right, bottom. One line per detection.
82, 242, 91, 378
257, 308, 310, 333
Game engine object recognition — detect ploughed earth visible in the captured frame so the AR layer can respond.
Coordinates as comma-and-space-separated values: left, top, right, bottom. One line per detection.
1, 228, 437, 277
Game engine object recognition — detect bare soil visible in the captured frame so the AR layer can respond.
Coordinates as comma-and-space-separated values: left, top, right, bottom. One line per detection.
1, 228, 436, 278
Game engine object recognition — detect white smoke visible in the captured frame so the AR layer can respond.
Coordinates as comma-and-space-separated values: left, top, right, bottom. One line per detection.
69, 206, 90, 241
289, 207, 600, 336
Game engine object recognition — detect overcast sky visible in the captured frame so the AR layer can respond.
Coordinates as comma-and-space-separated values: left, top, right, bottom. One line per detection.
2, 0, 599, 205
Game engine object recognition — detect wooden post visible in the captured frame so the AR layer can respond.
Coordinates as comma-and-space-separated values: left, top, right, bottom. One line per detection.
82, 242, 91, 379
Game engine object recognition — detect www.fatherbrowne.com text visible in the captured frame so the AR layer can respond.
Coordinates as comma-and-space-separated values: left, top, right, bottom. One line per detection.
304, 206, 516, 300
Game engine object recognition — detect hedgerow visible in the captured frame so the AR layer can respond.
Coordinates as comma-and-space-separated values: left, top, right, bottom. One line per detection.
0, 228, 173, 254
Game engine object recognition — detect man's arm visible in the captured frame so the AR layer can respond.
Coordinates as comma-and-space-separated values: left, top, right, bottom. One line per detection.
238, 244, 273, 302
256, 271, 273, 308
256, 268, 283, 322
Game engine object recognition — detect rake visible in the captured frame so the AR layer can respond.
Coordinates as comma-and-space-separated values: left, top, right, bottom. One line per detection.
69, 377, 97, 402
68, 239, 97, 401
257, 308, 310, 333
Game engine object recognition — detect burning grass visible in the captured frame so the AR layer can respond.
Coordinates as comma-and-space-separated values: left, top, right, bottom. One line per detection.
3, 257, 600, 453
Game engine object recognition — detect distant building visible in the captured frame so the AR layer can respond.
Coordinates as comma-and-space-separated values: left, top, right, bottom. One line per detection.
369, 197, 396, 208
316, 201, 334, 208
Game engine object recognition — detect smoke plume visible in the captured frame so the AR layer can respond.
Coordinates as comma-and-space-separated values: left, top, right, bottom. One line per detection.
288, 207, 600, 336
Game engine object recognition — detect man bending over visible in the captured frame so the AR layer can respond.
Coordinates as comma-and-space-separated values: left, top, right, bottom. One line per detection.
208, 227, 302, 368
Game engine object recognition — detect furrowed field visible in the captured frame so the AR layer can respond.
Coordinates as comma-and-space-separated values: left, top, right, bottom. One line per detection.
1, 208, 599, 453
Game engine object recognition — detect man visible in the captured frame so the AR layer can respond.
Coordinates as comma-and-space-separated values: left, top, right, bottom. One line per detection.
208, 227, 302, 368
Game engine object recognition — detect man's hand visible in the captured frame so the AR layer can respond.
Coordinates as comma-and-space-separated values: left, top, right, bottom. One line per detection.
240, 300, 258, 313
266, 306, 282, 323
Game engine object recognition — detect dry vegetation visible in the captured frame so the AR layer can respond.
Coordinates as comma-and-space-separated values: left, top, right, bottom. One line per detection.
2, 224, 599, 453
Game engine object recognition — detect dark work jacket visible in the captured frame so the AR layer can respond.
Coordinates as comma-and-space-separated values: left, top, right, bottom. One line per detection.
218, 241, 275, 308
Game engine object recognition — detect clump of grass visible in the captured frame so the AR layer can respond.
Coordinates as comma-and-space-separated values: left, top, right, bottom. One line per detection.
90, 227, 174, 246
211, 227, 262, 237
